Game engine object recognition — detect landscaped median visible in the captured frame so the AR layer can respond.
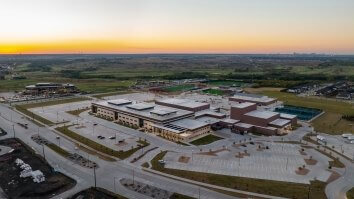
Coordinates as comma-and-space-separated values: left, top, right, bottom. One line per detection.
150, 151, 327, 199
15, 97, 90, 126
66, 107, 91, 116
55, 125, 149, 160
189, 134, 223, 146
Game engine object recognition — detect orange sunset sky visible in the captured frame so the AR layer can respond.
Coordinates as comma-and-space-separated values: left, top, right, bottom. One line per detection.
1, 0, 354, 54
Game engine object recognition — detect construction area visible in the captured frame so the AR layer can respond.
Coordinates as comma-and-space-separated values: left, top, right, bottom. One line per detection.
0, 138, 76, 199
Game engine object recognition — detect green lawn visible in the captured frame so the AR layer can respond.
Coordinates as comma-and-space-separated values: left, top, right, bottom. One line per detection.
190, 134, 223, 145
46, 143, 71, 157
151, 151, 327, 199
208, 80, 245, 87
92, 90, 135, 99
55, 125, 149, 160
66, 107, 90, 116
202, 88, 225, 96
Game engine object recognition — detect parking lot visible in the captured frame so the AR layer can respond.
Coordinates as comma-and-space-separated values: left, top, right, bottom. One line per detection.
29, 100, 92, 123
163, 142, 333, 184
319, 133, 354, 160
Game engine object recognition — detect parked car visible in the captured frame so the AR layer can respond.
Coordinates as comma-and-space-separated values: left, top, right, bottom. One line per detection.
316, 135, 326, 142
342, 133, 352, 138
109, 136, 116, 140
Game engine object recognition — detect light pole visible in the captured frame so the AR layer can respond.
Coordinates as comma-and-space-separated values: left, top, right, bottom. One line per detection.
93, 166, 97, 188
42, 144, 46, 160
286, 157, 289, 170
113, 177, 118, 193
57, 136, 61, 147
12, 124, 16, 138
198, 187, 201, 199
132, 169, 135, 184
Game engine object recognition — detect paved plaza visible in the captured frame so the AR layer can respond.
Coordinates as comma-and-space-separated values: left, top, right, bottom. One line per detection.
163, 142, 333, 184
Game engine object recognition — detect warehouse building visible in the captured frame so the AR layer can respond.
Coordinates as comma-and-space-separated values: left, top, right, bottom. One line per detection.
229, 93, 277, 106
91, 99, 211, 142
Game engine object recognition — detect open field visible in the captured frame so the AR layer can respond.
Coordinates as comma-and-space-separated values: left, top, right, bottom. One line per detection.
151, 151, 327, 199
246, 87, 354, 135
207, 80, 245, 87
92, 90, 135, 99
190, 134, 223, 145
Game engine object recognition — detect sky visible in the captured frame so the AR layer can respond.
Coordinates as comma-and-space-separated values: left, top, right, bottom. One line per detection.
0, 0, 354, 54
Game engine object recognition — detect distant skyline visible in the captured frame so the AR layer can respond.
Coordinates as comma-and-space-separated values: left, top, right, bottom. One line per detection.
1, 0, 354, 54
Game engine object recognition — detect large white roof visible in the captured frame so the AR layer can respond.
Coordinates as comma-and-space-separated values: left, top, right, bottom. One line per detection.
157, 98, 209, 108
170, 118, 209, 130
93, 100, 193, 122
232, 102, 256, 108
269, 119, 291, 127
244, 110, 279, 119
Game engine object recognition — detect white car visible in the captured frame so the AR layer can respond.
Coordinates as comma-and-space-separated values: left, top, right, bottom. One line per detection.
316, 135, 326, 141
347, 135, 354, 140
342, 133, 352, 138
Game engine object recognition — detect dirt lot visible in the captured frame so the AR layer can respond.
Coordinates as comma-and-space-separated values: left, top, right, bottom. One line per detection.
69, 187, 127, 199
0, 138, 76, 199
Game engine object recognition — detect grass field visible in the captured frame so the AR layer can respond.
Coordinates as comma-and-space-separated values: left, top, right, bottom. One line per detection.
190, 134, 223, 145
164, 84, 195, 92
92, 90, 135, 99
55, 125, 149, 160
246, 88, 354, 135
202, 88, 225, 96
151, 151, 327, 199
208, 80, 245, 87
